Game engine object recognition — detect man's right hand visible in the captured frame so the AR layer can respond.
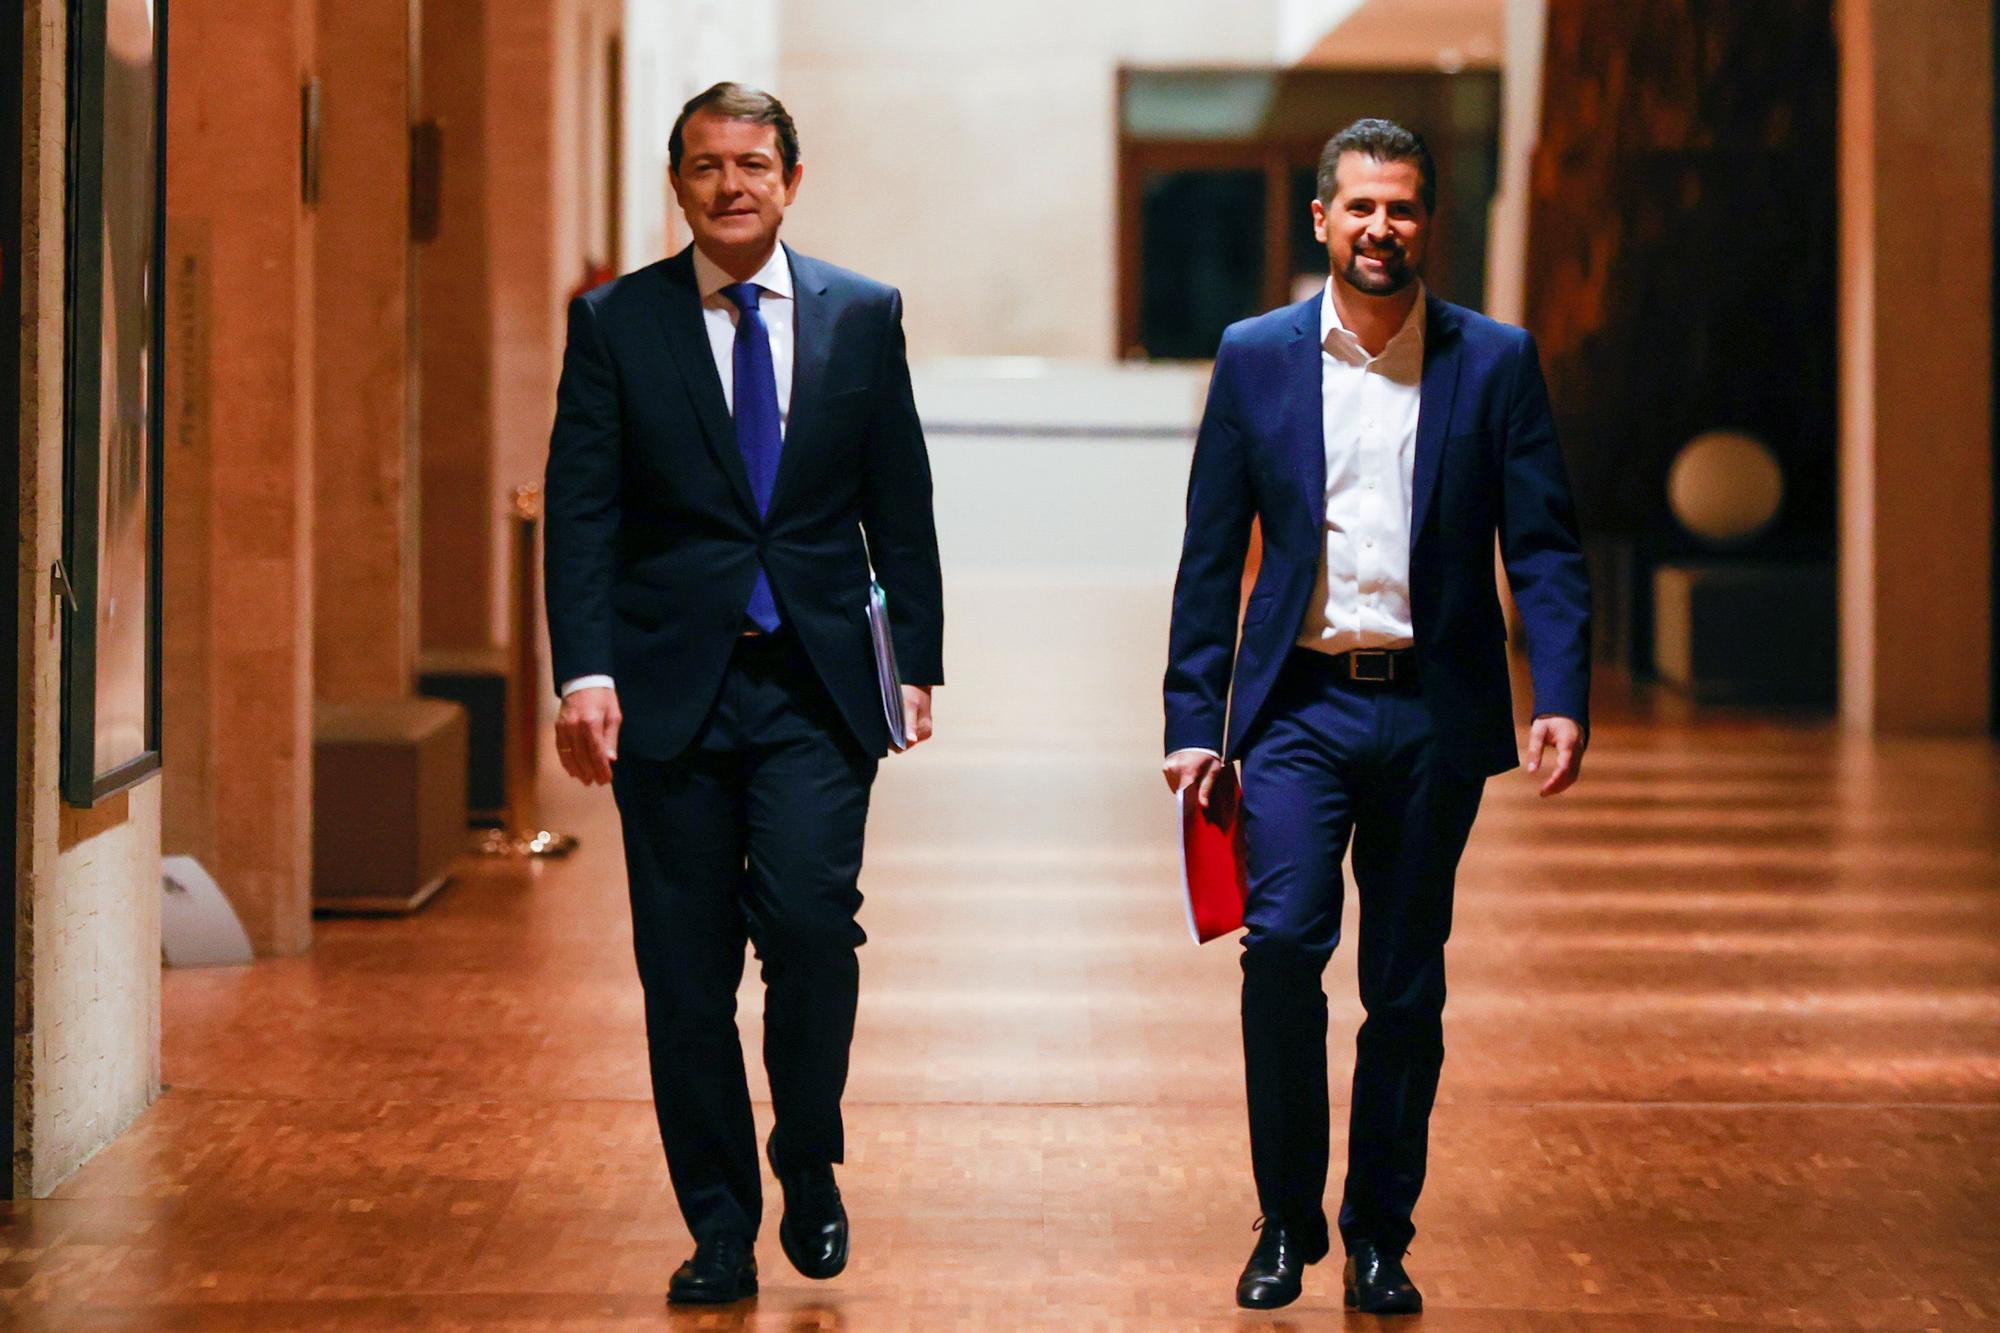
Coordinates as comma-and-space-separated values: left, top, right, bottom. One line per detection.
556, 686, 621, 786
1162, 748, 1227, 809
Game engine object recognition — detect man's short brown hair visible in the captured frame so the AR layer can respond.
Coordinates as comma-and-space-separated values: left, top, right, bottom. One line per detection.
1317, 117, 1436, 214
669, 82, 801, 176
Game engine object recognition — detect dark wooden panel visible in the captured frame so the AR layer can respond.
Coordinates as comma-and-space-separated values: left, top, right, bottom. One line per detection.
1524, 0, 1838, 670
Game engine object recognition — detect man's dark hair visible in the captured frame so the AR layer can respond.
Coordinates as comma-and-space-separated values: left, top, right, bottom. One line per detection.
669, 81, 801, 176
1316, 118, 1436, 214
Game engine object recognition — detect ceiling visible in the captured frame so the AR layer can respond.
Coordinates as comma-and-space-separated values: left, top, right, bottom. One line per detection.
1295, 0, 1506, 70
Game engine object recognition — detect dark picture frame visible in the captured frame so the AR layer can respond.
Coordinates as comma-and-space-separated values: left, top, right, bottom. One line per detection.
60, 0, 167, 807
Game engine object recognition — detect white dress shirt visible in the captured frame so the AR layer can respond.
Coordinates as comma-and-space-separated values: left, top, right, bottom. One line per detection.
693, 241, 797, 425
1296, 279, 1423, 656
560, 244, 797, 699
1171, 282, 1425, 760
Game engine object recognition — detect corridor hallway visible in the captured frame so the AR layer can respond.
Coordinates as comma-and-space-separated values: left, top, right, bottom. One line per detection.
10, 637, 2000, 1330
5, 367, 2000, 1327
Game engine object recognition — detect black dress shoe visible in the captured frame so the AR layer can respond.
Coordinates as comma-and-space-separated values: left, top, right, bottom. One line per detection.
1344, 1239, 1422, 1315
1235, 1218, 1330, 1310
767, 1134, 849, 1280
666, 1233, 757, 1305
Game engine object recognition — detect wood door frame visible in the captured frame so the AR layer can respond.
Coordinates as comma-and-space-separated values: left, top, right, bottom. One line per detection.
1116, 131, 1330, 359
1114, 66, 1499, 361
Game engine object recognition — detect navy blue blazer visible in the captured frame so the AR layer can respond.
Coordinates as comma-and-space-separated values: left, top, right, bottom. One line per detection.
544, 244, 944, 760
1163, 291, 1590, 778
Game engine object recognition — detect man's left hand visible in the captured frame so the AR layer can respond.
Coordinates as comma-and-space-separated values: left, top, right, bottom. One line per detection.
900, 685, 934, 750
1524, 714, 1584, 797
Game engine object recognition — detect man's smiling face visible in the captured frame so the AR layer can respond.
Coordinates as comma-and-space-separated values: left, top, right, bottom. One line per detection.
670, 109, 802, 266
1312, 151, 1430, 298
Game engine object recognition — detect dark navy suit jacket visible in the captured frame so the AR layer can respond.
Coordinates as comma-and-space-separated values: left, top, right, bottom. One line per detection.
1164, 290, 1590, 778
544, 244, 944, 760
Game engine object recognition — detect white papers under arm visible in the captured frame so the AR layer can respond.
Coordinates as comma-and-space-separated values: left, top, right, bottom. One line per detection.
866, 580, 910, 752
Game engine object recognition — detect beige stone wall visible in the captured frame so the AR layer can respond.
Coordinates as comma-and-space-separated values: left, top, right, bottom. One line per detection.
314, 0, 417, 702
161, 0, 317, 955
415, 0, 595, 657
486, 0, 561, 650
773, 2, 1282, 361
15, 0, 164, 1198
1483, 0, 1545, 327
29, 796, 163, 1198
416, 0, 495, 654
619, 0, 779, 271
418, 0, 572, 654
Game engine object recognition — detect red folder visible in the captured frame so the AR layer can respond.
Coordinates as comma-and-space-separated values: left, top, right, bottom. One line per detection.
1178, 768, 1248, 944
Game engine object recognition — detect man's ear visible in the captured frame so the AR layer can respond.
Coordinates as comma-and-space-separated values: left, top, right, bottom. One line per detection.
783, 162, 805, 203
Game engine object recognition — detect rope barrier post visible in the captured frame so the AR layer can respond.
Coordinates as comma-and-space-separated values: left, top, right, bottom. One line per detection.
475, 483, 577, 859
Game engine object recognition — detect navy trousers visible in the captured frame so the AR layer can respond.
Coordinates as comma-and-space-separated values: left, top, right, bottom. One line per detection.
1237, 648, 1485, 1257
611, 631, 877, 1245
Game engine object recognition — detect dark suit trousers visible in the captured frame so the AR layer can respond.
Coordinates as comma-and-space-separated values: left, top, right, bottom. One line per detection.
611, 631, 878, 1244
1237, 649, 1484, 1257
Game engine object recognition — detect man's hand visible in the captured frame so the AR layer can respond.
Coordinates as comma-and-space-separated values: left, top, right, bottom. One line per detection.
556, 686, 621, 786
1525, 714, 1584, 797
900, 685, 934, 749
1162, 748, 1228, 810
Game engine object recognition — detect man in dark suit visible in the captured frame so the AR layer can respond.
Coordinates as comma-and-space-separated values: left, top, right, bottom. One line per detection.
544, 82, 943, 1306
1163, 119, 1590, 1315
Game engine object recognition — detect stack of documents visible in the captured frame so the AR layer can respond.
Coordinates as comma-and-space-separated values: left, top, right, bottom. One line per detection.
866, 580, 909, 752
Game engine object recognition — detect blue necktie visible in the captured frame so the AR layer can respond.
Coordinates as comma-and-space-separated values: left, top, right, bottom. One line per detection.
721, 281, 783, 632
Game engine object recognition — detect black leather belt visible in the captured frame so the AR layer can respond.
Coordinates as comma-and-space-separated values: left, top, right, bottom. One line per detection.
1297, 646, 1419, 686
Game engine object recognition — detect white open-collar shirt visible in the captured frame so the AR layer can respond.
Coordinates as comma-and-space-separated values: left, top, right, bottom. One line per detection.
1295, 279, 1425, 657
559, 243, 797, 698
1173, 283, 1428, 760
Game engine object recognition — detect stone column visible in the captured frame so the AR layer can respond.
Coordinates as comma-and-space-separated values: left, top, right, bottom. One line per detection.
162, 0, 317, 956
1484, 0, 1546, 327
486, 0, 560, 650
416, 0, 560, 657
415, 0, 496, 655
314, 0, 417, 701
16, 0, 164, 1197
1837, 0, 1995, 732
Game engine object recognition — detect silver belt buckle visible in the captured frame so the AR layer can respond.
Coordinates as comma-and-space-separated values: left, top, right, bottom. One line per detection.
1347, 649, 1394, 683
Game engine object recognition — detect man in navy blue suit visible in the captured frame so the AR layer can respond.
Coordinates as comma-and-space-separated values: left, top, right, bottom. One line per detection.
544, 83, 943, 1306
1163, 119, 1590, 1314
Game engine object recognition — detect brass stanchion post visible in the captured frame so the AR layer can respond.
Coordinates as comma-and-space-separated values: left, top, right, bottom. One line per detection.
475, 483, 578, 858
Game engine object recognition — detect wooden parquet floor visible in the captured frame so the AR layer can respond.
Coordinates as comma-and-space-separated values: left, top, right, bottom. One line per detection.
5, 580, 1998, 1329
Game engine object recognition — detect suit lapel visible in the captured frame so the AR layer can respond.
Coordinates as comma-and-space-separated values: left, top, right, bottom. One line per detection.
770, 244, 832, 516
653, 248, 757, 516
1286, 296, 1326, 535
1410, 291, 1462, 541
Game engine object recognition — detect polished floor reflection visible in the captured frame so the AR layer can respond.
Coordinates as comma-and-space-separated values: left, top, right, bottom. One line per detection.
4, 576, 1999, 1329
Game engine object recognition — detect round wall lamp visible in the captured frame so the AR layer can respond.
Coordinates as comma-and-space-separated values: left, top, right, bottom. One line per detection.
1666, 429, 1784, 547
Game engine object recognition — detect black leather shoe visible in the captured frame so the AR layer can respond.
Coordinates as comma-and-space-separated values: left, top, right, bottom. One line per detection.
1344, 1239, 1422, 1315
666, 1233, 757, 1305
767, 1134, 849, 1280
1235, 1218, 1330, 1310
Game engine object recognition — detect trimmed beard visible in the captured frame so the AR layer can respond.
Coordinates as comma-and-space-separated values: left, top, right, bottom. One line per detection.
1342, 249, 1413, 296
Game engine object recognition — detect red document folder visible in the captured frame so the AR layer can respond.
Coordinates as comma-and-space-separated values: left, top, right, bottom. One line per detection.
1178, 768, 1248, 944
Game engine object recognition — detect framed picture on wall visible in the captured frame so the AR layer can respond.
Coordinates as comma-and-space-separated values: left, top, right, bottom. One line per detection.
60, 0, 167, 807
